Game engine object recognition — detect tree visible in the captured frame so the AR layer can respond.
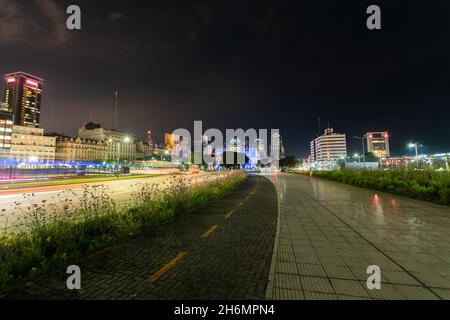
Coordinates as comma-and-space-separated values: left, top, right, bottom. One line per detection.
364, 152, 379, 162
279, 156, 300, 169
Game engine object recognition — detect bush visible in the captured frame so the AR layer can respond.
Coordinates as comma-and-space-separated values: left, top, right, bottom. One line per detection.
0, 172, 247, 293
290, 169, 450, 206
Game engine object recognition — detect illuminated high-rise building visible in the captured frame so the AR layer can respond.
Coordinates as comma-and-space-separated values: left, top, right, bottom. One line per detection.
3, 72, 44, 128
310, 128, 347, 163
366, 131, 390, 158
0, 103, 13, 157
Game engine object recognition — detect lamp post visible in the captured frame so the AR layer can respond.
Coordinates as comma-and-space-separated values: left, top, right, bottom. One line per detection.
121, 136, 131, 166
353, 135, 367, 168
161, 149, 169, 161
120, 136, 131, 162
108, 138, 116, 175
408, 142, 423, 169
109, 136, 131, 176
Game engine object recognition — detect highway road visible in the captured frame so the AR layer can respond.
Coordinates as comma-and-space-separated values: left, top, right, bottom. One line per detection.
0, 173, 214, 230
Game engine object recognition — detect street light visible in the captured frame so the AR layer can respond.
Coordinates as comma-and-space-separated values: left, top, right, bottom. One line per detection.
161, 149, 169, 161
353, 135, 367, 167
119, 136, 131, 163
408, 142, 423, 169
353, 153, 360, 163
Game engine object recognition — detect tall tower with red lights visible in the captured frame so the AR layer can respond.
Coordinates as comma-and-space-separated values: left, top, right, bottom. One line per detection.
3, 71, 44, 128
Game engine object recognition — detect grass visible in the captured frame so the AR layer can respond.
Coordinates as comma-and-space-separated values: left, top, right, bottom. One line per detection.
0, 172, 247, 294
0, 174, 161, 190
290, 169, 450, 206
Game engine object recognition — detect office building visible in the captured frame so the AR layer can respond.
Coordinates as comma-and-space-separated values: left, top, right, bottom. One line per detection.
0, 103, 13, 157
310, 128, 347, 163
3, 72, 44, 128
366, 131, 390, 158
78, 122, 137, 161
54, 136, 108, 162
10, 125, 56, 161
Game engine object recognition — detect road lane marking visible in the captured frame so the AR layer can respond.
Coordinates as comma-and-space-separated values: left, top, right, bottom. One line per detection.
201, 224, 219, 238
225, 180, 258, 219
148, 251, 187, 284
225, 210, 235, 219
148, 177, 259, 285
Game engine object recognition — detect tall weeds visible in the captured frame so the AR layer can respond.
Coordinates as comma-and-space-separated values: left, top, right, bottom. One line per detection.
0, 172, 246, 293
291, 169, 450, 206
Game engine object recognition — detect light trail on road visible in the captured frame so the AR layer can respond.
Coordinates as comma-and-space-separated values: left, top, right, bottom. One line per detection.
0, 173, 218, 230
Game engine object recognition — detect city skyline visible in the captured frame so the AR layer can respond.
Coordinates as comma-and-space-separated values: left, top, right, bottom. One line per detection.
0, 69, 440, 160
1, 1, 449, 158
1, 0, 450, 305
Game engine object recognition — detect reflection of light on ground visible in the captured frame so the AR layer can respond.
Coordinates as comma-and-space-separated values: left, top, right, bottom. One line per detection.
373, 194, 380, 203
389, 198, 401, 216
271, 172, 278, 183
373, 194, 385, 224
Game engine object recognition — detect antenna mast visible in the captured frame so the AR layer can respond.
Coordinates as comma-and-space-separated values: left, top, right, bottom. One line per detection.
114, 90, 118, 129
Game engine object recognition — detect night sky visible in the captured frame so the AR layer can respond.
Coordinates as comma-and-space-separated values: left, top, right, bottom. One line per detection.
1, 0, 450, 157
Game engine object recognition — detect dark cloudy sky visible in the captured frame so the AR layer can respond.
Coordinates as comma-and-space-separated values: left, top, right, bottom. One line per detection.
1, 0, 450, 157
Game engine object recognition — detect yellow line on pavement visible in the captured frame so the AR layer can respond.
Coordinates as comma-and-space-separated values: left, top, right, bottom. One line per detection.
225, 210, 235, 219
148, 251, 187, 284
224, 178, 258, 220
202, 224, 219, 238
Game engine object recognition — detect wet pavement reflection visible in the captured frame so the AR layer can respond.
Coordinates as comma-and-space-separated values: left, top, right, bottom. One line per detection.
266, 173, 450, 300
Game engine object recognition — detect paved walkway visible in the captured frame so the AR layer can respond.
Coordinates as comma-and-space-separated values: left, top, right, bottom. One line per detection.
7, 175, 278, 300
266, 173, 450, 300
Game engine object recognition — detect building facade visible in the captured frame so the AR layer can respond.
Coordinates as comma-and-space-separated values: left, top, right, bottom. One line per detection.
136, 141, 152, 159
3, 72, 44, 128
78, 122, 137, 161
10, 125, 56, 161
55, 136, 107, 162
310, 128, 347, 164
366, 131, 390, 158
135, 130, 154, 160
0, 103, 13, 158
310, 139, 316, 163
270, 132, 285, 161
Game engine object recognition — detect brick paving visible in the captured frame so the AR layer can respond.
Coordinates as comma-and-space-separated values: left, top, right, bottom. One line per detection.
7, 175, 278, 300
266, 173, 450, 300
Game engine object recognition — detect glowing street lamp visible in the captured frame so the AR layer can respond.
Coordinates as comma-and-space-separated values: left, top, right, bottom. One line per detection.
408, 142, 423, 169
160, 149, 169, 161
117, 136, 132, 163
353, 135, 367, 167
